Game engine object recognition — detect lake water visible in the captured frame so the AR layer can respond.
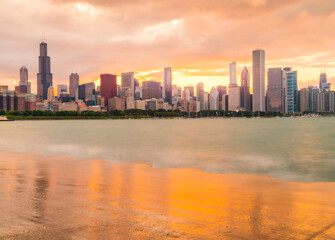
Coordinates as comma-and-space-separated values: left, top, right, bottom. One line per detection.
1, 118, 335, 239
0, 118, 335, 182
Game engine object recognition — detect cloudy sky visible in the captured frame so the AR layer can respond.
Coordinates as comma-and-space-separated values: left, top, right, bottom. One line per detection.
0, 0, 335, 92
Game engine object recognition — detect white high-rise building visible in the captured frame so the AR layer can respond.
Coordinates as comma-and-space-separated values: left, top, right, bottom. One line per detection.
230, 61, 237, 85
252, 49, 265, 112
209, 87, 219, 110
121, 72, 135, 97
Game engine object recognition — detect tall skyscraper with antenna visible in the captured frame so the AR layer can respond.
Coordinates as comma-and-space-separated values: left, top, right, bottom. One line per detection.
319, 65, 329, 92
37, 42, 53, 100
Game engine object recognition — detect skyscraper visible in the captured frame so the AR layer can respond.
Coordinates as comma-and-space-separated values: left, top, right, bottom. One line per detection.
121, 72, 135, 97
229, 61, 237, 85
319, 69, 327, 91
184, 85, 195, 99
299, 88, 309, 113
240, 66, 251, 111
216, 85, 227, 102
19, 66, 30, 93
142, 81, 162, 99
100, 74, 117, 106
37, 42, 53, 100
252, 49, 265, 112
228, 61, 240, 111
57, 85, 68, 98
69, 73, 79, 99
308, 86, 319, 112
267, 68, 285, 112
196, 83, 205, 111
20, 66, 28, 86
284, 67, 298, 113
164, 67, 172, 105
228, 84, 241, 111
209, 87, 219, 110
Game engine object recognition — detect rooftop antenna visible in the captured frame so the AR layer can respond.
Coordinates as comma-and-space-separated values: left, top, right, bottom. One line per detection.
41, 31, 46, 43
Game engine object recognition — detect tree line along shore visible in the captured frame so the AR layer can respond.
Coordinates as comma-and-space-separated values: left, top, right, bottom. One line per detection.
0, 109, 334, 120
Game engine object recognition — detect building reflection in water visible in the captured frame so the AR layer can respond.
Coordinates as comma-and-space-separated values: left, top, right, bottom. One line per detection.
31, 162, 50, 224
1, 152, 335, 239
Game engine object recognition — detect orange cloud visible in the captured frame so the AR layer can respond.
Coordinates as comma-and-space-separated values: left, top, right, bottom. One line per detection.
0, 0, 335, 92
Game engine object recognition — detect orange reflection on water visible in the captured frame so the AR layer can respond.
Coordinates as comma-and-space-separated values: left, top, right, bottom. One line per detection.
1, 152, 335, 239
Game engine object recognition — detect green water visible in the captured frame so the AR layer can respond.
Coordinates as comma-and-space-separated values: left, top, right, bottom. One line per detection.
0, 118, 334, 182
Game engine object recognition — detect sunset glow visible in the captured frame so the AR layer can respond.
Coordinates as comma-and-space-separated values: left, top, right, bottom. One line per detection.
1, 0, 335, 92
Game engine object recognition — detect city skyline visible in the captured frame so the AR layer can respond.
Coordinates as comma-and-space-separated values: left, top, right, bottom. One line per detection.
1, 0, 335, 91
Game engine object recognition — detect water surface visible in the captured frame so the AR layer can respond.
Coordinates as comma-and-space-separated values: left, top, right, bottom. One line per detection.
0, 118, 334, 182
1, 152, 335, 239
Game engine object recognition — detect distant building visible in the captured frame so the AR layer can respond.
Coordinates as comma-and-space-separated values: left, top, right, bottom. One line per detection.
135, 100, 146, 110
121, 72, 135, 97
25, 94, 37, 111
204, 92, 209, 110
19, 66, 30, 93
126, 96, 135, 109
319, 71, 327, 91
228, 84, 241, 111
240, 66, 251, 111
321, 83, 331, 92
100, 74, 117, 106
69, 73, 79, 99
60, 102, 78, 111
0, 91, 36, 112
134, 79, 141, 100
15, 85, 28, 94
172, 85, 182, 107
209, 87, 219, 110
164, 67, 172, 105
47, 86, 55, 103
252, 49, 265, 112
221, 94, 228, 111
57, 84, 68, 98
318, 91, 335, 112
184, 85, 195, 99
299, 88, 309, 113
20, 66, 28, 86
267, 68, 285, 112
196, 83, 205, 111
145, 98, 165, 110
284, 67, 298, 113
37, 42, 53, 100
142, 81, 162, 100
78, 82, 95, 102
216, 85, 227, 102
0, 86, 8, 92
229, 61, 237, 85
309, 86, 319, 112
108, 97, 126, 111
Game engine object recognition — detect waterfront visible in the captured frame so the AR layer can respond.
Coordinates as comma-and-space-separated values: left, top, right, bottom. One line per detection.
1, 118, 335, 239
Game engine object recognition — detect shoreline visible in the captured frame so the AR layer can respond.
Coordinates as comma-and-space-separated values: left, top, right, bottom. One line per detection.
1, 114, 332, 121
